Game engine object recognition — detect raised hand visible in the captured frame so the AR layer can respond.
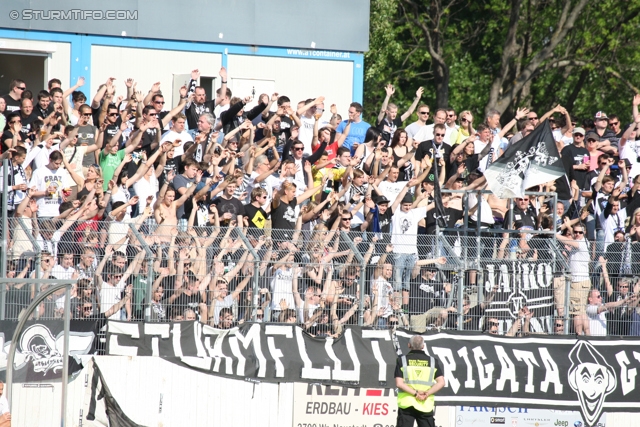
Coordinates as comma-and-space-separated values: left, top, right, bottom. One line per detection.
191, 69, 200, 80
385, 84, 395, 96
416, 87, 424, 98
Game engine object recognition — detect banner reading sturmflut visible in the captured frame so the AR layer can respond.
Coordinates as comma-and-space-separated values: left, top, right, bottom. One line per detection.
105, 321, 640, 427
484, 120, 565, 198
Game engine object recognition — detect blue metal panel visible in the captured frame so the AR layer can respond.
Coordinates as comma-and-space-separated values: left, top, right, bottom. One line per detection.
0, 28, 364, 104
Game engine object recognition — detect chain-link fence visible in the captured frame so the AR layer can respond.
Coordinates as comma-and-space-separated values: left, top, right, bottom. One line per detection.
2, 192, 640, 341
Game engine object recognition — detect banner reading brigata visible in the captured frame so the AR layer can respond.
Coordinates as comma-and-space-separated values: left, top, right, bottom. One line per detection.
396, 330, 638, 427
106, 322, 640, 427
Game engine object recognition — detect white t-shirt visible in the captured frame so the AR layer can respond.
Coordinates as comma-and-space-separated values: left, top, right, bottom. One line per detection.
160, 129, 194, 157
570, 238, 590, 282
413, 124, 435, 143
391, 206, 427, 254
372, 276, 394, 318
0, 394, 9, 414
405, 121, 425, 139
29, 165, 67, 217
246, 172, 282, 209
50, 265, 75, 280
269, 267, 295, 311
133, 175, 159, 213
586, 304, 607, 336
475, 135, 502, 172
603, 208, 627, 250
378, 181, 408, 204
213, 294, 234, 325
100, 279, 126, 320
298, 115, 316, 155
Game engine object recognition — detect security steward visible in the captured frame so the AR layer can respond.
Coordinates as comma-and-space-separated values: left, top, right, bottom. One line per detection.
395, 335, 445, 427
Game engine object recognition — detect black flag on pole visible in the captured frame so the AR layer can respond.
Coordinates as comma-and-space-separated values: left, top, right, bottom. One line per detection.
484, 120, 565, 198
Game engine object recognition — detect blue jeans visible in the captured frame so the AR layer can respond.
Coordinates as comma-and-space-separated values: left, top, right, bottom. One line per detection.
393, 253, 416, 292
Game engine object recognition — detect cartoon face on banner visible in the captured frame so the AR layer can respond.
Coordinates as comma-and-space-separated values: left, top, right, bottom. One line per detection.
568, 341, 616, 427
17, 324, 63, 374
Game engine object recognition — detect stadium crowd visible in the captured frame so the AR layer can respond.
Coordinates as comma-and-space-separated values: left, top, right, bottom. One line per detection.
1, 69, 640, 337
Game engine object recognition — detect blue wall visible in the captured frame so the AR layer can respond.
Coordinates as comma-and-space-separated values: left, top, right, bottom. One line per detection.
0, 28, 364, 104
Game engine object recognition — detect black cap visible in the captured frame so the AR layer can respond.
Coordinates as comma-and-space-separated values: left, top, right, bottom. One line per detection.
401, 193, 414, 204
375, 196, 390, 205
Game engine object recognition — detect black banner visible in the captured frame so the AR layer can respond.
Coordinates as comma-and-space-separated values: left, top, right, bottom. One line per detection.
396, 330, 640, 427
0, 320, 98, 382
105, 322, 640, 426
483, 260, 556, 333
485, 120, 565, 198
106, 321, 398, 388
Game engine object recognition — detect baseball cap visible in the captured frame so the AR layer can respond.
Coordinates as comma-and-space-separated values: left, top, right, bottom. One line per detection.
594, 111, 608, 120
572, 127, 585, 136
425, 173, 436, 184
375, 196, 390, 205
401, 193, 414, 204
585, 131, 599, 141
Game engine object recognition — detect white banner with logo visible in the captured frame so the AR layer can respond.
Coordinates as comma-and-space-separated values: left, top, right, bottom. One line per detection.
455, 406, 606, 427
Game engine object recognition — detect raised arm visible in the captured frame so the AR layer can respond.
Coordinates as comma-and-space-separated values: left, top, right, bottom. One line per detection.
401, 87, 424, 122
377, 84, 394, 123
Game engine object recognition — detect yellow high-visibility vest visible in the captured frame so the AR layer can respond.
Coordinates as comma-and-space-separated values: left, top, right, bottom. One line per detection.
397, 355, 437, 413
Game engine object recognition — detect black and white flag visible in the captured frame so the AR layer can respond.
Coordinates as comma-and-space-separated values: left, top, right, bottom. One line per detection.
485, 120, 565, 198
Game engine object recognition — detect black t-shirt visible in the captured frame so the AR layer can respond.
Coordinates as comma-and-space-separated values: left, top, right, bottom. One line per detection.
1, 95, 20, 116
105, 118, 124, 148
212, 196, 245, 226
1, 130, 20, 153
173, 291, 203, 318
244, 203, 270, 229
415, 140, 452, 164
271, 198, 298, 230
19, 111, 39, 141
377, 116, 403, 143
36, 103, 54, 120
408, 275, 447, 315
561, 144, 589, 186
503, 206, 537, 230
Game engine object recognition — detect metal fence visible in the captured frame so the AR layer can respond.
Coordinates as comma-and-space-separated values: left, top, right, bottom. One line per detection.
1, 195, 639, 340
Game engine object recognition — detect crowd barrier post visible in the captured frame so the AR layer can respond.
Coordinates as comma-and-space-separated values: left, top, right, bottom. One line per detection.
128, 223, 154, 322
340, 230, 366, 326
1, 158, 8, 319
237, 230, 261, 322
17, 217, 42, 283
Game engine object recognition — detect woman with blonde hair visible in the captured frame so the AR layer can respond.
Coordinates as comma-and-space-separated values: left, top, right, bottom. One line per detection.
626, 207, 640, 242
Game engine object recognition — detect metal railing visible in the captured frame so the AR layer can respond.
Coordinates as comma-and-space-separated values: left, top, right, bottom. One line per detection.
1, 192, 638, 338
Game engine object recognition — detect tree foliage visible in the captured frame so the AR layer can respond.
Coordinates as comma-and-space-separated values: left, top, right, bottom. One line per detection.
364, 0, 640, 126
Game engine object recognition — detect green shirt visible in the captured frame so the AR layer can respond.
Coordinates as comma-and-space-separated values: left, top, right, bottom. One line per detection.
99, 149, 125, 190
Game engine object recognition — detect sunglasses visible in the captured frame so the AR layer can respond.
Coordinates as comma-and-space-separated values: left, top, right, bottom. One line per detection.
574, 230, 584, 235
108, 113, 118, 117
293, 147, 304, 151
81, 113, 92, 117
610, 122, 619, 126
573, 134, 583, 137
148, 113, 157, 117
9, 120, 21, 124
435, 133, 445, 137
529, 116, 539, 120
587, 139, 598, 142
154, 101, 165, 105
419, 111, 430, 115
555, 323, 563, 328
461, 118, 469, 123
16, 86, 26, 91
341, 218, 352, 221
447, 114, 455, 117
